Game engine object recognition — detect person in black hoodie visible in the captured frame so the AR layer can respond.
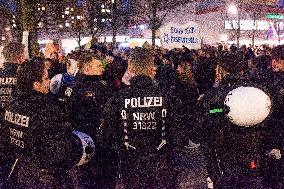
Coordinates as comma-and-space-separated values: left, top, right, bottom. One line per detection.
0, 42, 25, 187
192, 48, 217, 94
1, 57, 79, 188
67, 53, 114, 189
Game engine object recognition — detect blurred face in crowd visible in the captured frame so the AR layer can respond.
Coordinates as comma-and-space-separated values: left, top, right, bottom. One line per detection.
50, 53, 59, 62
272, 59, 284, 72
84, 58, 103, 76
150, 66, 157, 79
106, 55, 114, 64
17, 52, 25, 64
34, 61, 51, 94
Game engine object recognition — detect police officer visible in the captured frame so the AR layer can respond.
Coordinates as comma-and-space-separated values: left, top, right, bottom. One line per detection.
99, 48, 183, 189
0, 42, 25, 186
0, 42, 25, 109
262, 45, 284, 188
198, 50, 274, 188
1, 57, 83, 188
67, 53, 113, 188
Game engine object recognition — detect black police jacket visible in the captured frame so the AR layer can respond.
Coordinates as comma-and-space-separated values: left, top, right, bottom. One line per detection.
68, 74, 112, 138
1, 90, 76, 172
0, 62, 18, 109
263, 72, 284, 150
99, 75, 184, 159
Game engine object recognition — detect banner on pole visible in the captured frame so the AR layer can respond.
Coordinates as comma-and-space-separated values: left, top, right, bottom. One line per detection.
22, 31, 29, 60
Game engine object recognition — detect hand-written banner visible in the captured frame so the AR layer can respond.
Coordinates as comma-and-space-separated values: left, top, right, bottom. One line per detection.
160, 22, 201, 50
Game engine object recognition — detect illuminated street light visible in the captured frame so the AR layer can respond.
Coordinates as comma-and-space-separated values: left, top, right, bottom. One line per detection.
228, 3, 240, 47
102, 18, 106, 22
12, 24, 16, 27
59, 24, 63, 28
65, 10, 70, 15
139, 25, 145, 30
228, 4, 238, 15
71, 16, 75, 19
106, 9, 111, 13
71, 8, 74, 11
41, 6, 45, 11
101, 4, 105, 8
94, 27, 97, 30
77, 16, 81, 20
1, 37, 5, 41
5, 27, 10, 31
111, 0, 114, 3
101, 9, 106, 13
65, 23, 70, 27
62, 15, 65, 18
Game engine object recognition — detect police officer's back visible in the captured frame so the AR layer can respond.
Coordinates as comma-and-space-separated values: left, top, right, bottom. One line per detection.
67, 53, 113, 189
68, 53, 112, 138
1, 58, 76, 188
0, 42, 25, 110
99, 48, 180, 189
0, 42, 25, 186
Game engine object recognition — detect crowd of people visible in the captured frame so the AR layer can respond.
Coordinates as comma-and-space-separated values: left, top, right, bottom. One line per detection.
0, 41, 283, 189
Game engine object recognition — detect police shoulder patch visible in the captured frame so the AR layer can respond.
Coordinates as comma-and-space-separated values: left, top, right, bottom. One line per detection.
65, 87, 73, 97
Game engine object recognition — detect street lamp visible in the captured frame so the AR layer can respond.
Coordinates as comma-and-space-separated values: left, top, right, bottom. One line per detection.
228, 3, 240, 47
228, 4, 238, 15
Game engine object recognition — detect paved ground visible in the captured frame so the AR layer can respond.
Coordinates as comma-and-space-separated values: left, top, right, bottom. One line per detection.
115, 146, 209, 189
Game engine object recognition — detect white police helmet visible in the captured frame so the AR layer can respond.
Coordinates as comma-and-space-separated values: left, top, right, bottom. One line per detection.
72, 131, 95, 166
224, 86, 272, 127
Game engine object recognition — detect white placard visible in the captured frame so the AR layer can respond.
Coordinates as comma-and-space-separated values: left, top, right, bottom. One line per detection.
160, 22, 201, 50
